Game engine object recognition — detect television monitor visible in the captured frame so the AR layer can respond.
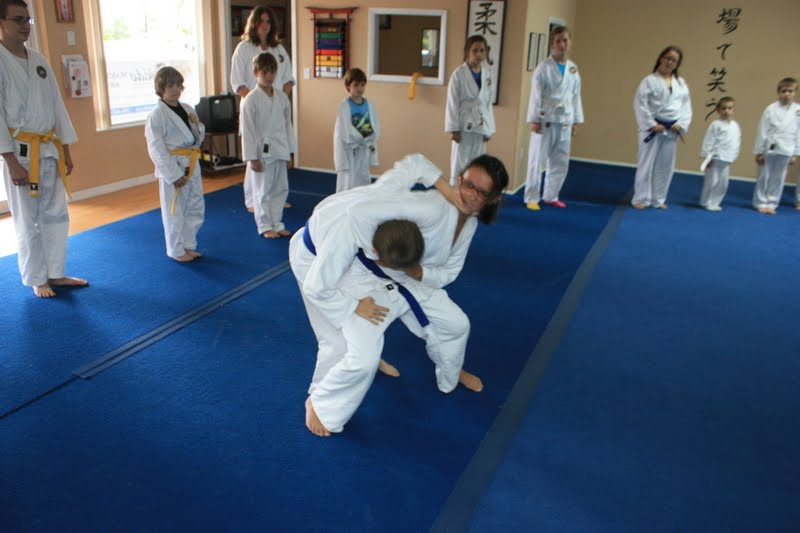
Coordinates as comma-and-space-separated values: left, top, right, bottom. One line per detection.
195, 94, 238, 133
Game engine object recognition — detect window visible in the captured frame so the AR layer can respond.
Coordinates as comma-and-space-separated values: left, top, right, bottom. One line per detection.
88, 0, 205, 127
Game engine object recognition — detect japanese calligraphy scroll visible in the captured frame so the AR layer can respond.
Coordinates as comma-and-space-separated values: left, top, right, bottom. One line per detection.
467, 0, 505, 104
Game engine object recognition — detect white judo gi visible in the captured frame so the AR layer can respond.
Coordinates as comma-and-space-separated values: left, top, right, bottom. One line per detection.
524, 57, 583, 204
699, 119, 741, 209
632, 73, 692, 207
445, 62, 495, 183
230, 41, 295, 210
333, 97, 380, 192
145, 100, 206, 258
0, 45, 77, 287
752, 101, 800, 209
240, 87, 296, 234
290, 154, 475, 433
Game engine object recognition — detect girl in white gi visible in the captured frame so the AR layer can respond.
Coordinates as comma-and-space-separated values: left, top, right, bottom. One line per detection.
145, 66, 206, 262
445, 35, 495, 184
524, 26, 583, 210
333, 67, 380, 192
230, 5, 295, 212
632, 46, 692, 209
290, 153, 508, 437
752, 77, 800, 214
699, 96, 741, 211
0, 0, 87, 297
241, 52, 296, 238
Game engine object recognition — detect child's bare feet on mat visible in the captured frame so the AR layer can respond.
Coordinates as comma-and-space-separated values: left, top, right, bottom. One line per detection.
33, 284, 56, 298
284, 202, 292, 208
247, 207, 254, 213
262, 230, 279, 239
633, 203, 646, 209
277, 229, 292, 238
378, 359, 400, 377
305, 397, 331, 437
49, 276, 89, 288
173, 253, 195, 262
757, 207, 776, 215
459, 369, 483, 392
186, 250, 202, 258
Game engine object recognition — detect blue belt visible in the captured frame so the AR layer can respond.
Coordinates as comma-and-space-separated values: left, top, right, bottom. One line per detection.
301, 219, 430, 328
643, 118, 682, 143
356, 249, 430, 328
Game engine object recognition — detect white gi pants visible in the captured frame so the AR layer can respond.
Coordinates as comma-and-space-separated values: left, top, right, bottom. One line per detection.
633, 130, 678, 207
335, 145, 372, 193
449, 131, 486, 184
289, 229, 470, 433
699, 161, 730, 209
525, 122, 572, 204
2, 158, 68, 286
752, 154, 790, 210
243, 166, 254, 209
252, 160, 288, 234
159, 175, 204, 259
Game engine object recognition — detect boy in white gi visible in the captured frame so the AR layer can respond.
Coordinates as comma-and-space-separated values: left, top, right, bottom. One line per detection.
445, 35, 495, 185
334, 67, 380, 192
752, 77, 800, 215
632, 46, 692, 209
145, 66, 206, 262
699, 96, 741, 211
0, 0, 87, 297
290, 153, 508, 437
240, 52, 296, 238
525, 26, 583, 210
230, 5, 295, 212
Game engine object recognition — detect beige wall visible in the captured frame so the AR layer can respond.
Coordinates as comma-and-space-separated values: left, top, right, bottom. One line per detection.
571, 0, 800, 183
512, 0, 577, 189
296, 0, 527, 181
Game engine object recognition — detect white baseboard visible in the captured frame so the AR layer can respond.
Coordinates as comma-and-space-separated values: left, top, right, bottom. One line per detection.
68, 174, 157, 202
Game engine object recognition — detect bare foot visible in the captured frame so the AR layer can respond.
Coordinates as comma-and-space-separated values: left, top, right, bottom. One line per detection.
186, 250, 203, 258
459, 369, 484, 392
33, 284, 56, 298
378, 359, 400, 378
173, 253, 195, 262
261, 230, 279, 239
48, 276, 89, 288
757, 207, 776, 215
655, 204, 668, 209
277, 229, 292, 238
284, 202, 292, 209
633, 203, 647, 210
305, 397, 331, 437
247, 207, 254, 213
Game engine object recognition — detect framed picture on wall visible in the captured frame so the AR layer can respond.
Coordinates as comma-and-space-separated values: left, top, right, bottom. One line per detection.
55, 0, 74, 23
527, 33, 538, 71
466, 0, 505, 104
536, 33, 547, 65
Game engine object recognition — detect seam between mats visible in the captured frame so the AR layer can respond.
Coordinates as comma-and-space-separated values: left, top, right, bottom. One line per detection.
430, 194, 631, 533
0, 262, 291, 420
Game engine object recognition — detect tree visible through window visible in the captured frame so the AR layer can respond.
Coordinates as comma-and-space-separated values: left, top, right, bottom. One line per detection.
98, 0, 202, 125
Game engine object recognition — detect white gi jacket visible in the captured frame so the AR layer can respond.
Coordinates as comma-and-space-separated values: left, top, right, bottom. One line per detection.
634, 73, 692, 133
230, 41, 295, 93
303, 154, 477, 329
445, 62, 495, 137
145, 100, 205, 183
240, 87, 297, 164
526, 57, 584, 125
334, 97, 380, 171
0, 45, 77, 162
700, 119, 741, 164
753, 101, 800, 156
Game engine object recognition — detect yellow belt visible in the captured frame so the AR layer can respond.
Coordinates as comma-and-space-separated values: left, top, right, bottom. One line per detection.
8, 128, 69, 198
168, 147, 201, 214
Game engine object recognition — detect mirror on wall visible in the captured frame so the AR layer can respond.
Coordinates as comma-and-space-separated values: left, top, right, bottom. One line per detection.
367, 8, 447, 85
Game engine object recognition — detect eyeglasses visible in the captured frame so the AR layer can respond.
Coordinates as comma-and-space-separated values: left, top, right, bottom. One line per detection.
2, 16, 33, 25
459, 175, 493, 199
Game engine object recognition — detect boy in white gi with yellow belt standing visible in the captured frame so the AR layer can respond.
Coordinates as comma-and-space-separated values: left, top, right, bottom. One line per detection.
0, 0, 87, 297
